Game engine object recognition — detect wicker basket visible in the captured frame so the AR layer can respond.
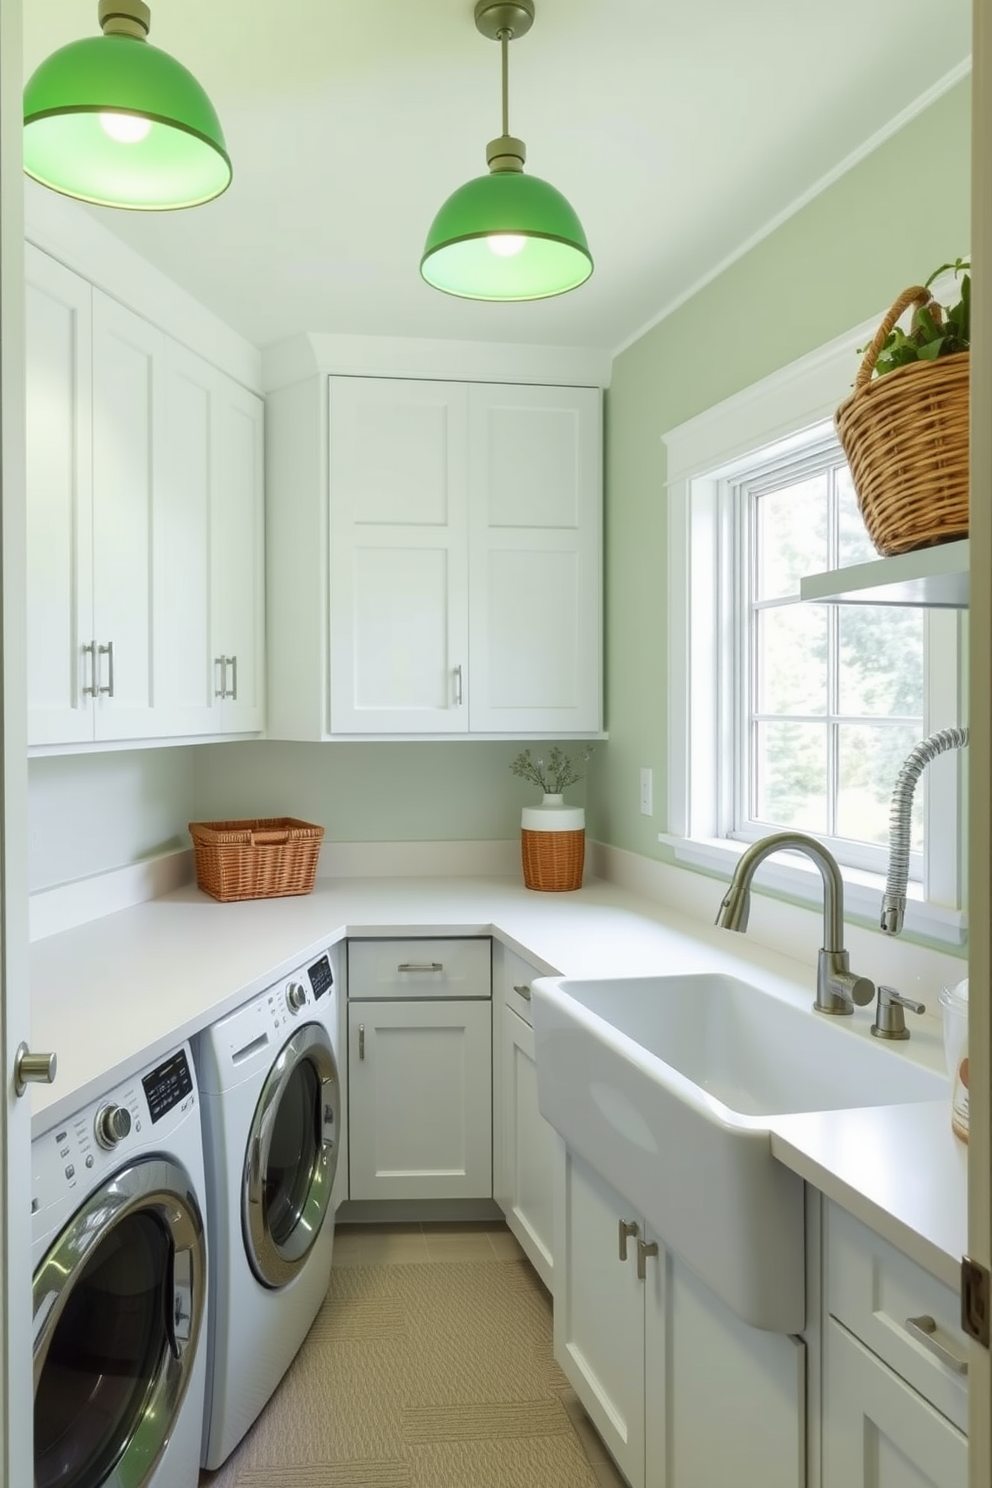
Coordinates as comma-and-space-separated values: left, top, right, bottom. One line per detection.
520, 825, 585, 892
189, 818, 324, 902
835, 285, 969, 557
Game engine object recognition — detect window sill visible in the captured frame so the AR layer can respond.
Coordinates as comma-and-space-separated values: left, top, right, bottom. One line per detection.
657, 834, 967, 947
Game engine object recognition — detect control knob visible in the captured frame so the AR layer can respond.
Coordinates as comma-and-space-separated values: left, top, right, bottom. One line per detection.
95, 1103, 132, 1150
286, 981, 307, 1013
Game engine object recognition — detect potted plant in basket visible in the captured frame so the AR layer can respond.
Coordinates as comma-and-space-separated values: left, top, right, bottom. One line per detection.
510, 745, 593, 892
836, 258, 970, 557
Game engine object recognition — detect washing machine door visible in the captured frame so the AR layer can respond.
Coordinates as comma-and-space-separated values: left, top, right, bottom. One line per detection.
242, 1020, 340, 1288
33, 1155, 206, 1488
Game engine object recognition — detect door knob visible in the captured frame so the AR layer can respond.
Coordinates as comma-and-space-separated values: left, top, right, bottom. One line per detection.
13, 1043, 57, 1097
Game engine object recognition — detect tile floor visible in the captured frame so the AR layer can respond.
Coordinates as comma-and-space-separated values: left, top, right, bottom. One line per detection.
333, 1220, 628, 1488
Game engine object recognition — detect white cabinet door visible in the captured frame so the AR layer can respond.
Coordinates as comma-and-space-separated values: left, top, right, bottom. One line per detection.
328, 377, 470, 734
90, 291, 163, 741
347, 998, 491, 1200
823, 1320, 967, 1488
666, 1255, 805, 1488
554, 1148, 646, 1488
211, 377, 264, 734
25, 246, 94, 748
468, 383, 602, 734
501, 1002, 557, 1289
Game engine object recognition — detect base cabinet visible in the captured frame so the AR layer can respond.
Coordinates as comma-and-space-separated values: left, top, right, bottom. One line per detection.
494, 948, 557, 1290
555, 1148, 805, 1488
346, 938, 492, 1202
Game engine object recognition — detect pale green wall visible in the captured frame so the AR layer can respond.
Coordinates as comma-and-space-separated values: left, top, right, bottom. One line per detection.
590, 78, 972, 863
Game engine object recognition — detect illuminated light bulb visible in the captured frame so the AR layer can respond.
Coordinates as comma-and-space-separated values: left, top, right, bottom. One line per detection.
487, 233, 526, 257
99, 111, 152, 144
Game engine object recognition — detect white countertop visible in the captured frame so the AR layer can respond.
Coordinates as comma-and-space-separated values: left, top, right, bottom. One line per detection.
30, 872, 965, 1285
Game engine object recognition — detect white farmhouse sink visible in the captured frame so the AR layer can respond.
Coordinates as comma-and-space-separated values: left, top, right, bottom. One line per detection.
530, 972, 947, 1334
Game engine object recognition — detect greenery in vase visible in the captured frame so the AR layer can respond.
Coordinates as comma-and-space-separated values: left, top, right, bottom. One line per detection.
868, 258, 970, 377
510, 745, 594, 796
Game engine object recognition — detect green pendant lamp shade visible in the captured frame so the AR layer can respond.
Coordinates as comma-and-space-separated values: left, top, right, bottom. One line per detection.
24, 0, 231, 211
421, 0, 592, 302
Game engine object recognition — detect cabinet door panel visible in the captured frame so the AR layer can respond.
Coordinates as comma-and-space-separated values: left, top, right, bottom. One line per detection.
824, 1320, 966, 1488
158, 341, 213, 732
348, 999, 491, 1201
502, 1004, 556, 1289
468, 384, 601, 734
25, 248, 94, 746
329, 377, 469, 734
554, 1150, 645, 1488
212, 381, 264, 733
91, 293, 161, 740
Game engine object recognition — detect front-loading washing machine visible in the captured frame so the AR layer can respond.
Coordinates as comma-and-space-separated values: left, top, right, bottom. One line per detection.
32, 1041, 208, 1488
194, 943, 341, 1469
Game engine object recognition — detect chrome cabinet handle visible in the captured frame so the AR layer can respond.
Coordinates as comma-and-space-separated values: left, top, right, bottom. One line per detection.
906, 1314, 969, 1375
618, 1218, 639, 1261
98, 640, 114, 697
398, 962, 443, 973
453, 664, 463, 706
229, 653, 238, 701
512, 983, 532, 1000
358, 1023, 365, 1060
81, 641, 98, 697
637, 1238, 660, 1280
13, 1043, 57, 1097
215, 656, 228, 699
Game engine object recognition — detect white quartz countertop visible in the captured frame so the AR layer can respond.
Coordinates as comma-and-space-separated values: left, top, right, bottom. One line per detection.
30, 872, 964, 1284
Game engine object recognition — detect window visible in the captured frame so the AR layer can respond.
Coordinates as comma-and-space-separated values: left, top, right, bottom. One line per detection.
734, 433, 925, 877
663, 325, 966, 944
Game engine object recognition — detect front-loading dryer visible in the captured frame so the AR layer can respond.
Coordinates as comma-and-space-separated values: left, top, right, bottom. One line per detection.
31, 1041, 208, 1488
194, 943, 341, 1470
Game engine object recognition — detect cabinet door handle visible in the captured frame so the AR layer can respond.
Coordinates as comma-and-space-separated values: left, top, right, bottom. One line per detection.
215, 656, 228, 699
618, 1218, 639, 1261
453, 664, 463, 706
358, 1023, 365, 1060
229, 653, 238, 701
98, 640, 115, 697
512, 984, 532, 1000
398, 962, 443, 973
82, 641, 98, 697
906, 1314, 969, 1375
636, 1238, 659, 1281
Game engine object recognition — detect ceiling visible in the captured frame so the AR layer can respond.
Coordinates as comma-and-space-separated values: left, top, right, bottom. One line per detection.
22, 0, 972, 355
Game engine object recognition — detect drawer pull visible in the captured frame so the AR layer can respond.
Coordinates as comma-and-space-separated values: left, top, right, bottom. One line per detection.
512, 983, 532, 1000
397, 962, 443, 973
906, 1314, 969, 1375
618, 1218, 639, 1261
358, 1023, 365, 1060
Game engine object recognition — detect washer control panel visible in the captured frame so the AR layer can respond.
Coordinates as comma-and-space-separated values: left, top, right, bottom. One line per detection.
286, 981, 308, 1013
308, 953, 334, 1002
31, 1043, 198, 1218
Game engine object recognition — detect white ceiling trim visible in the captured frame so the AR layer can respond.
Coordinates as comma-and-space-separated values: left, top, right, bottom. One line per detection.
610, 58, 972, 361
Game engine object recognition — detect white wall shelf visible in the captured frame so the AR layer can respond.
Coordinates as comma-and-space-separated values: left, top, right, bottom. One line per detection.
800, 539, 968, 608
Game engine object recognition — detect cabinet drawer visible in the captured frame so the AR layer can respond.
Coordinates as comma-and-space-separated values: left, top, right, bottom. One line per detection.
348, 937, 491, 999
825, 1203, 968, 1432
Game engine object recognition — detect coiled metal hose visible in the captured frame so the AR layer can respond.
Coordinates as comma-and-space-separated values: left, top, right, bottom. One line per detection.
879, 725, 969, 934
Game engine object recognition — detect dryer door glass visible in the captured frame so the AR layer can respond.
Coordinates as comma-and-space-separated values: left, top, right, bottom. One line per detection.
244, 1023, 339, 1288
33, 1158, 207, 1488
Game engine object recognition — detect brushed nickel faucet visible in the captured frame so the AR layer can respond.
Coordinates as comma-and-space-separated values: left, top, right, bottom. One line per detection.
715, 831, 875, 1016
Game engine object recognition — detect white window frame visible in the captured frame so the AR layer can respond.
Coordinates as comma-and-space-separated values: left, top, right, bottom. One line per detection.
662, 315, 968, 945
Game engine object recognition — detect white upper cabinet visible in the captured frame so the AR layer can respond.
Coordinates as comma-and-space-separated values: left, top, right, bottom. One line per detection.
25, 243, 264, 750
328, 377, 470, 734
266, 372, 602, 739
467, 383, 601, 735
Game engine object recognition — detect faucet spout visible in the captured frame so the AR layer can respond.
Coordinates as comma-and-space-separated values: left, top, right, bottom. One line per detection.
880, 727, 968, 935
715, 831, 874, 1016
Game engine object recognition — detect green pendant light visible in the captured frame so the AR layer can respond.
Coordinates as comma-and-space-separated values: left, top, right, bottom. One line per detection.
421, 0, 592, 301
24, 0, 231, 211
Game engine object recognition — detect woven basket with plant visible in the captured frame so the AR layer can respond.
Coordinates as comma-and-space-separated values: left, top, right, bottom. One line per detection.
835, 259, 970, 557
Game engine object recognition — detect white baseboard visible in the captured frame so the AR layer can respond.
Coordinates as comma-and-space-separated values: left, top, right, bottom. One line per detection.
30, 850, 195, 941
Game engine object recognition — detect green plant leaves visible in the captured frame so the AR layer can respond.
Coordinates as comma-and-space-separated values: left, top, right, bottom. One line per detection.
869, 258, 970, 378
